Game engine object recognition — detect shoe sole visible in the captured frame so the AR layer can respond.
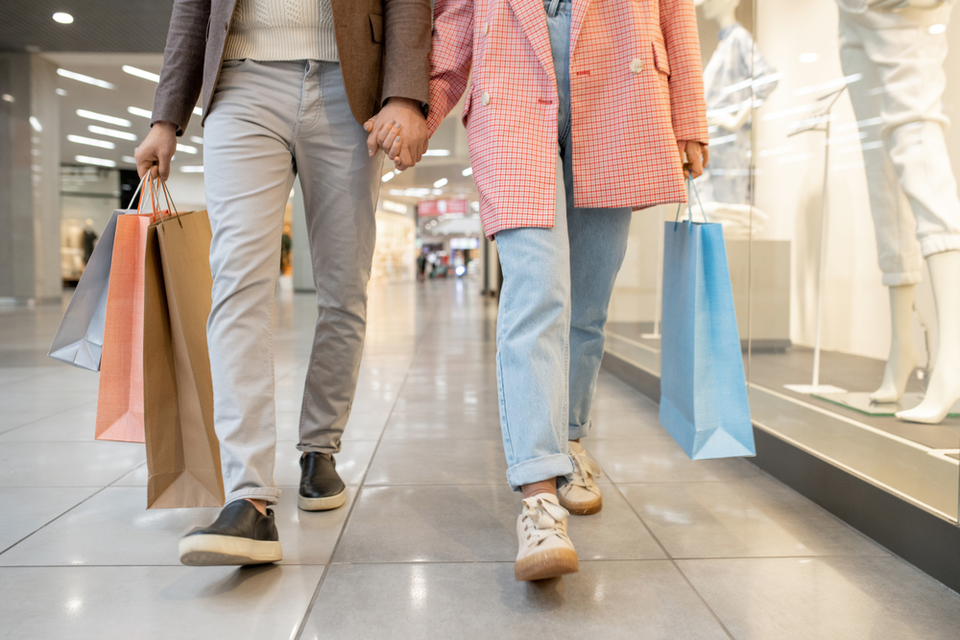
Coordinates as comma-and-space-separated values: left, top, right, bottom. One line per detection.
179, 534, 282, 566
514, 548, 580, 582
297, 488, 347, 512
558, 496, 602, 516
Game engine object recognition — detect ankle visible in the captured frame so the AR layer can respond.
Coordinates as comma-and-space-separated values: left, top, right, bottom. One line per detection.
521, 479, 557, 500
245, 498, 268, 515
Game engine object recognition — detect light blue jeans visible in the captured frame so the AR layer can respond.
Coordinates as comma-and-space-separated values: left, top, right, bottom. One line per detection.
494, 0, 632, 491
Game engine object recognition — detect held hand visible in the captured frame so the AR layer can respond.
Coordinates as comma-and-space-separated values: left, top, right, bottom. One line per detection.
678, 140, 709, 180
363, 98, 429, 171
135, 121, 177, 181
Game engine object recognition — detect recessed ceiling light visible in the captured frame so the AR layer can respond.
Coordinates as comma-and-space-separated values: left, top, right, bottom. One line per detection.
52, 12, 74, 24
122, 65, 160, 83
29, 117, 42, 132
462, 167, 473, 177
189, 136, 204, 145
57, 69, 115, 90
68, 135, 115, 149
930, 23, 947, 34
175, 143, 198, 154
434, 178, 448, 188
423, 149, 450, 157
88, 125, 137, 141
55, 88, 67, 96
180, 165, 204, 173
76, 109, 131, 127
127, 106, 152, 119
75, 155, 116, 168
2, 94, 13, 102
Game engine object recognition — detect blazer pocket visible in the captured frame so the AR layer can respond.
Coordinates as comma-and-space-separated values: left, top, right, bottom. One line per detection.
651, 40, 671, 76
369, 14, 384, 44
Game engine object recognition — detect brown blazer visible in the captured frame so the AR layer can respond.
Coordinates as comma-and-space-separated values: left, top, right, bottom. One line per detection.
152, 0, 431, 133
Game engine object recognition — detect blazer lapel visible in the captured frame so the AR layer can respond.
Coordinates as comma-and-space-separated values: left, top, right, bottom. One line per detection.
508, 0, 556, 88
569, 0, 591, 59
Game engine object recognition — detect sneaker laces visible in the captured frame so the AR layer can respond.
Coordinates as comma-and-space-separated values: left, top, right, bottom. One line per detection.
521, 496, 572, 547
569, 447, 601, 491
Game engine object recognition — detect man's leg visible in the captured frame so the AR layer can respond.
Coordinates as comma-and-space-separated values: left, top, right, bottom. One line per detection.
293, 61, 381, 510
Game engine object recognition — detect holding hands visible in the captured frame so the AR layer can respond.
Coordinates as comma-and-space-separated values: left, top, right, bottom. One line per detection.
364, 97, 429, 171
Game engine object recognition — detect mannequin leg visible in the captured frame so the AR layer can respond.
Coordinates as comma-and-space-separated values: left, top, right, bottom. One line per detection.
896, 251, 960, 424
870, 284, 919, 403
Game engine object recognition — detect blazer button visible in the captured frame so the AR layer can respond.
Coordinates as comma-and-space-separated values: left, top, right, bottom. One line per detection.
481, 91, 490, 105
482, 23, 489, 36
629, 58, 644, 74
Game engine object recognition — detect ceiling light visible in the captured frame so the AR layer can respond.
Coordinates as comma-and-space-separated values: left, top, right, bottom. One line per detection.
55, 88, 67, 96
127, 106, 152, 119
76, 109, 131, 127
75, 155, 116, 168
68, 135, 115, 149
462, 167, 473, 177
29, 117, 42, 132
121, 156, 137, 164
181, 165, 204, 173
434, 178, 448, 188
52, 12, 74, 24
193, 106, 203, 116
423, 149, 450, 157
189, 136, 204, 145
175, 143, 198, 155
2, 94, 13, 102
122, 65, 160, 83
930, 23, 947, 35
88, 125, 137, 141
382, 170, 397, 182
57, 69, 115, 89
799, 52, 819, 64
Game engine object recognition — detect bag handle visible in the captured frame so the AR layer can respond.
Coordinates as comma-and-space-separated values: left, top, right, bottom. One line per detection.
673, 168, 707, 231
157, 179, 184, 229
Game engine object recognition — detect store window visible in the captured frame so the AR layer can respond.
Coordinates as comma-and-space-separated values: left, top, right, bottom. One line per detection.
606, 0, 960, 524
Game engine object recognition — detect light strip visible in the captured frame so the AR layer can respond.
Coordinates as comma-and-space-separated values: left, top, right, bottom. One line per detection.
75, 155, 116, 167
127, 106, 153, 119
423, 149, 450, 157
434, 178, 448, 188
462, 167, 473, 177
193, 106, 203, 116
29, 117, 42, 132
76, 109, 131, 127
67, 135, 115, 150
189, 136, 204, 145
57, 69, 115, 90
382, 170, 397, 183
180, 165, 204, 173
175, 143, 198, 155
88, 125, 137, 141
122, 65, 160, 83
121, 156, 137, 164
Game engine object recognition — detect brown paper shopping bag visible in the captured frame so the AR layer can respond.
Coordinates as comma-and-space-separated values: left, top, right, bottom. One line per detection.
143, 209, 224, 509
95, 181, 165, 443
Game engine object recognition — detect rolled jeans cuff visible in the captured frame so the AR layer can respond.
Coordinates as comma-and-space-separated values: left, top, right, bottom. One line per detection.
506, 453, 575, 492
920, 234, 960, 259
568, 419, 592, 441
226, 487, 281, 506
882, 271, 923, 287
297, 442, 341, 455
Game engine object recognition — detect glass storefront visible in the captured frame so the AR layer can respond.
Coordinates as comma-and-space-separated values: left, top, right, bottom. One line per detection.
606, 0, 960, 524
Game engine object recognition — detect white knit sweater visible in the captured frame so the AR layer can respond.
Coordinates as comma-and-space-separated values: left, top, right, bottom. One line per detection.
224, 0, 339, 62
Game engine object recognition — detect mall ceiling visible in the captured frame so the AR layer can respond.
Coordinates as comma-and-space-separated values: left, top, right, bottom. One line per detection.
0, 1, 176, 53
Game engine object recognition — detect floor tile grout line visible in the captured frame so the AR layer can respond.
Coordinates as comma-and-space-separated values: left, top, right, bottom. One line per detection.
292, 285, 441, 640
0, 398, 97, 437
0, 460, 145, 557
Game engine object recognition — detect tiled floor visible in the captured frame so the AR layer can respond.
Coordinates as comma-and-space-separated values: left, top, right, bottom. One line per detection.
2, 278, 959, 639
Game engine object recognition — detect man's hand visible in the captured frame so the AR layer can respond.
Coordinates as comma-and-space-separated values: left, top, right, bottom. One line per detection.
677, 140, 709, 179
364, 98, 429, 171
135, 121, 177, 181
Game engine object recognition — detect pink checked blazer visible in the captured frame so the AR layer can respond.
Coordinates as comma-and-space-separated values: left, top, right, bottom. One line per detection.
426, 0, 709, 237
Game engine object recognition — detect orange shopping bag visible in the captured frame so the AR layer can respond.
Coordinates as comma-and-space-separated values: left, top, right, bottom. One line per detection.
95, 179, 167, 443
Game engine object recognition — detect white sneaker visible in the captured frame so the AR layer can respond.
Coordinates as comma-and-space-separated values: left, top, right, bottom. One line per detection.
514, 493, 579, 582
558, 441, 602, 515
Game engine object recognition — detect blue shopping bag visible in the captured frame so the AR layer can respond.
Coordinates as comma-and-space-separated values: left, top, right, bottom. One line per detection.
658, 179, 755, 460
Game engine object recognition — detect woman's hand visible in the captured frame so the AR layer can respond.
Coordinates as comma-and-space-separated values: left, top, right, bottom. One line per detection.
677, 140, 709, 179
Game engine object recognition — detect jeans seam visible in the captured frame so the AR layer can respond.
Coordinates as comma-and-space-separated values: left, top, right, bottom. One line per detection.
496, 349, 519, 469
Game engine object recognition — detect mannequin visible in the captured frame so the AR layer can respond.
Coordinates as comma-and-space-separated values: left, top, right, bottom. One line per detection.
837, 0, 960, 423
695, 0, 778, 237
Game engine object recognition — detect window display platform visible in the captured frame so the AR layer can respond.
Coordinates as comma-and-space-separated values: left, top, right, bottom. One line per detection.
602, 330, 960, 593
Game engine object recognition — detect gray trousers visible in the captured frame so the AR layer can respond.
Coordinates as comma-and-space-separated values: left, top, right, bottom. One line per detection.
203, 59, 380, 505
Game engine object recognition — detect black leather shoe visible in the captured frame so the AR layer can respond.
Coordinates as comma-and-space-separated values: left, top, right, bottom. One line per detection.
179, 499, 282, 566
299, 452, 347, 511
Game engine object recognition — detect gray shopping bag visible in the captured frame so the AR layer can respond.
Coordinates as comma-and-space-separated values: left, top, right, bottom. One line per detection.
47, 210, 121, 371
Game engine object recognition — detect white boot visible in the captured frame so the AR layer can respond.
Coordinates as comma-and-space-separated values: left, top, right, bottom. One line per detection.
870, 284, 919, 404
897, 251, 960, 424
514, 493, 579, 582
